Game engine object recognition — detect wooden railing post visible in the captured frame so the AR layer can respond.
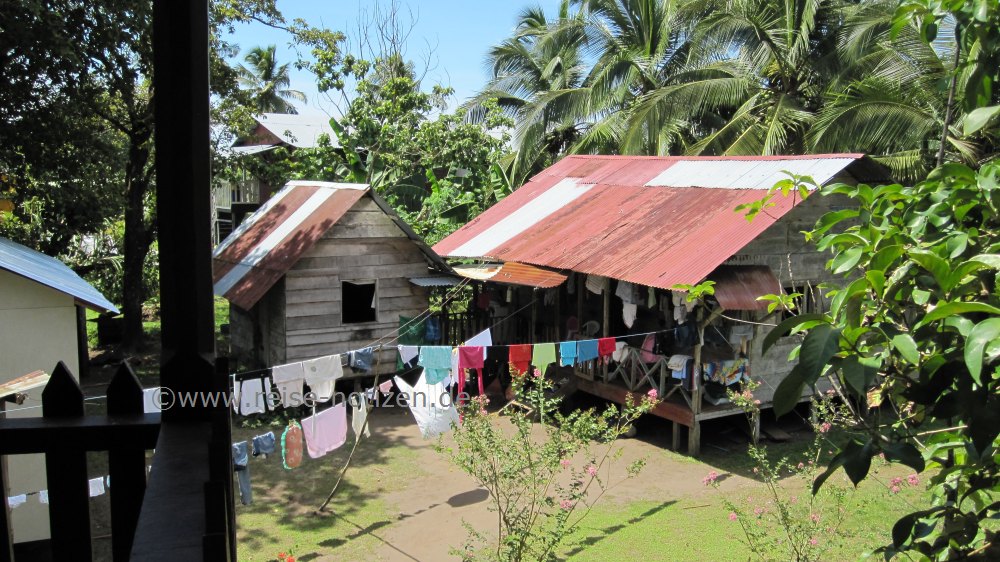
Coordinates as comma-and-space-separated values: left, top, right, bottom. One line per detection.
106, 363, 146, 561
42, 361, 92, 562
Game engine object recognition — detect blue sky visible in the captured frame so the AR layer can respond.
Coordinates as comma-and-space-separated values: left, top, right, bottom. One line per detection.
224, 0, 564, 117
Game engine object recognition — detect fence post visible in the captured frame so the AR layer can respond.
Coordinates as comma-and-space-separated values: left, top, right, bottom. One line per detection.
42, 361, 92, 562
106, 363, 146, 561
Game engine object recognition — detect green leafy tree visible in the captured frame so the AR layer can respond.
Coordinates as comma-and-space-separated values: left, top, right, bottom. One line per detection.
237, 45, 306, 114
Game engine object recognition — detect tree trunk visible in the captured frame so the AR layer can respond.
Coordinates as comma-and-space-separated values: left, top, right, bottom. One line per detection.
121, 129, 154, 352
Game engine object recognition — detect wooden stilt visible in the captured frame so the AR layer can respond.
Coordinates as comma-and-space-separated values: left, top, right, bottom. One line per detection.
672, 421, 681, 451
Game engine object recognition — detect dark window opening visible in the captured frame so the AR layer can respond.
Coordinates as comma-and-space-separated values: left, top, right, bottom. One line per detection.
778, 283, 824, 321
342, 281, 377, 323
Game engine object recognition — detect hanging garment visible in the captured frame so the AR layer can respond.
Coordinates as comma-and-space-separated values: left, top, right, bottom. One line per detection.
88, 477, 105, 498
615, 281, 637, 304
351, 396, 371, 439
567, 272, 576, 295
477, 291, 492, 310
648, 287, 657, 309
231, 380, 240, 413
301, 402, 348, 459
559, 341, 578, 366
509, 344, 533, 375
281, 421, 304, 470
239, 378, 266, 416
6, 495, 26, 509
303, 354, 342, 403
586, 274, 608, 295
671, 291, 687, 323
349, 347, 374, 373
543, 289, 556, 306
394, 371, 460, 438
424, 317, 441, 343
379, 379, 394, 394
532, 343, 557, 375
38, 491, 48, 505
262, 377, 279, 411
729, 325, 754, 345
612, 341, 628, 362
622, 303, 638, 328
464, 329, 493, 360
106, 475, 111, 488
272, 362, 305, 409
418, 346, 453, 385
668, 355, 692, 380
251, 432, 276, 457
598, 337, 617, 360
231, 441, 252, 505
142, 387, 161, 413
398, 345, 420, 368
577, 340, 600, 362
458, 346, 486, 397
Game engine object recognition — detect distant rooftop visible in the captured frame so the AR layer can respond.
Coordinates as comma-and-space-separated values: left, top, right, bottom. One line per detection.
233, 112, 339, 151
0, 236, 118, 313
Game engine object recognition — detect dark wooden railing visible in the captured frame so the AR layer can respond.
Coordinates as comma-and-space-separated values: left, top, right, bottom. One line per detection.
439, 311, 493, 346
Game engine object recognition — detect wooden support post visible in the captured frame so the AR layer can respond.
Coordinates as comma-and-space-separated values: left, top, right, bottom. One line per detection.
107, 364, 147, 562
554, 286, 561, 340
42, 362, 91, 562
530, 293, 537, 344
672, 421, 681, 451
688, 421, 701, 456
576, 275, 584, 336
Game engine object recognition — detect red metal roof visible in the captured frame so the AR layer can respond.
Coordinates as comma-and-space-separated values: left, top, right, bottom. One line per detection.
434, 154, 885, 290
709, 266, 783, 310
453, 262, 567, 288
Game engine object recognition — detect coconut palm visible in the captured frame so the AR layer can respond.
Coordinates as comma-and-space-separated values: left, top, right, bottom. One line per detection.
238, 45, 306, 114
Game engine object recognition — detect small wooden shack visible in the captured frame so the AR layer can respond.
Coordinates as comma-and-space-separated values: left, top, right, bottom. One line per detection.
213, 180, 454, 376
433, 154, 890, 454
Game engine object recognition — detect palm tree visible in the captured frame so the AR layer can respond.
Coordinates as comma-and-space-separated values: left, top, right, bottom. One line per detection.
238, 45, 306, 114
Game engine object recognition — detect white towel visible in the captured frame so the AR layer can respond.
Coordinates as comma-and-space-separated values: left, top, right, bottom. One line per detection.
88, 477, 105, 497
303, 355, 342, 402
351, 398, 371, 439
394, 370, 459, 439
622, 302, 637, 328
239, 378, 265, 415
271, 362, 305, 408
616, 281, 637, 304
398, 345, 419, 366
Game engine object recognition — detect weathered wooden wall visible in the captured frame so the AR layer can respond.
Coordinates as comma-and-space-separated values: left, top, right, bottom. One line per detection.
282, 196, 431, 375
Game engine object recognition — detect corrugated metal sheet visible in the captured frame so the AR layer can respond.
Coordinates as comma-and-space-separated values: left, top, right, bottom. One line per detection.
453, 262, 567, 288
645, 157, 858, 189
0, 370, 49, 400
256, 113, 338, 149
409, 276, 463, 287
709, 266, 783, 310
213, 181, 449, 311
434, 154, 888, 290
0, 237, 118, 313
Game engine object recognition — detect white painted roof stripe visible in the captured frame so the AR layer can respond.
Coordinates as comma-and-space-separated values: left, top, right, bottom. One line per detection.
213, 188, 336, 296
448, 178, 595, 258
285, 180, 368, 190
644, 158, 855, 189
212, 182, 296, 258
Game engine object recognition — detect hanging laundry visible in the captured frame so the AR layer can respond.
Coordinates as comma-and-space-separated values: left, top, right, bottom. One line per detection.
729, 324, 754, 345
458, 346, 486, 396
351, 396, 371, 439
509, 344, 533, 375
239, 378, 265, 416
612, 341, 628, 362
38, 490, 48, 505
272, 362, 305, 409
615, 281, 637, 304
559, 341, 578, 366
577, 340, 600, 362
597, 337, 617, 360
586, 274, 608, 295
106, 475, 111, 488
303, 354, 342, 403
668, 355, 692, 380
232, 379, 240, 413
418, 346, 453, 385
398, 345, 420, 368
262, 377, 279, 410
349, 347, 374, 373
424, 316, 441, 343
281, 421, 304, 470
88, 477, 105, 498
231, 441, 252, 505
394, 371, 460, 438
567, 272, 576, 295
142, 387, 161, 413
476, 291, 492, 310
378, 379, 394, 394
622, 302, 637, 328
6, 495, 26, 509
543, 289, 556, 306
671, 291, 687, 323
648, 287, 656, 309
465, 328, 493, 360
252, 432, 276, 457
301, 402, 348, 459
532, 343, 557, 375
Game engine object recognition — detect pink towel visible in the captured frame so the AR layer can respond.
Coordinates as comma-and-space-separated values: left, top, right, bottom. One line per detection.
457, 346, 485, 370
300, 402, 348, 459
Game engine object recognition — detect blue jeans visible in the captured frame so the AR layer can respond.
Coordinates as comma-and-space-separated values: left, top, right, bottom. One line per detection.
232, 441, 252, 505
252, 432, 276, 457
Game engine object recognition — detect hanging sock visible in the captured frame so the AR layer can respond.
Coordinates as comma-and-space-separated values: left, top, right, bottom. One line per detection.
508, 344, 532, 375
598, 337, 617, 360
418, 346, 454, 385
577, 340, 599, 362
281, 420, 304, 469
272, 362, 305, 409
231, 441, 252, 505
301, 402, 348, 459
351, 395, 371, 439
532, 343, 557, 375
303, 354, 342, 403
394, 371, 460, 438
559, 341, 578, 367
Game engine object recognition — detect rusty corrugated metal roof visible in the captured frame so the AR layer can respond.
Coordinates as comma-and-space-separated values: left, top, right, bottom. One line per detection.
434, 154, 887, 290
709, 266, 783, 310
214, 181, 450, 310
453, 262, 567, 288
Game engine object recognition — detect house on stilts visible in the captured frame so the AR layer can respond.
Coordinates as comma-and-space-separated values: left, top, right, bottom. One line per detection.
432, 154, 889, 454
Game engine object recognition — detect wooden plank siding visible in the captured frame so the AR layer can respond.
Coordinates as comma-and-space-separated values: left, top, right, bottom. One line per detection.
279, 197, 435, 375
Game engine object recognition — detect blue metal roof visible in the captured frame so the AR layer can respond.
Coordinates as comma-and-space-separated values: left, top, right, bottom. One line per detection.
0, 237, 118, 313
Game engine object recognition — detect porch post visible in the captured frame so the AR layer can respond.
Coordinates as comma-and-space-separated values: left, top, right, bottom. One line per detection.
576, 275, 584, 335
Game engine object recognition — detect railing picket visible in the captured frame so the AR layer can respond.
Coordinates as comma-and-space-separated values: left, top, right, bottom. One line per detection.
41, 361, 92, 562
106, 363, 146, 561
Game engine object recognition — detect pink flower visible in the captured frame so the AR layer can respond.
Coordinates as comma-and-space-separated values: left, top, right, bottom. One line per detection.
890, 485, 901, 494
753, 399, 761, 405
797, 462, 804, 470
647, 388, 658, 399
559, 499, 574, 510
907, 474, 919, 486
789, 495, 798, 504
585, 465, 598, 477
728, 512, 738, 521
810, 513, 820, 523
890, 477, 903, 487
741, 390, 753, 400
533, 368, 542, 378
702, 471, 719, 485
819, 422, 832, 433
753, 507, 764, 516
560, 459, 570, 469
809, 537, 818, 546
